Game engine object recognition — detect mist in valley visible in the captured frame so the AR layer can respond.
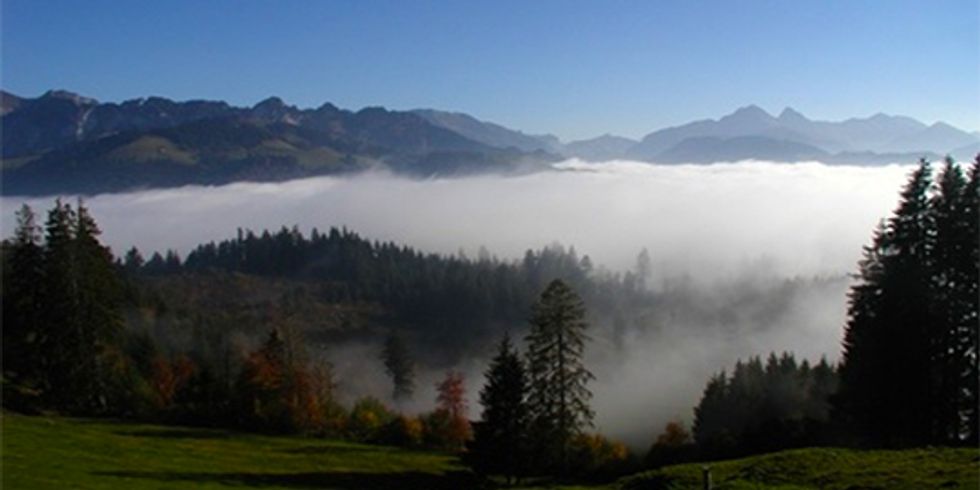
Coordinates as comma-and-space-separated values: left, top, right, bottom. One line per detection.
1, 159, 916, 448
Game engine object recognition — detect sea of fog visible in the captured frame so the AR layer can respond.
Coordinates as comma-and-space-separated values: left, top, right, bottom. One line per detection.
1, 159, 917, 446
1, 159, 912, 280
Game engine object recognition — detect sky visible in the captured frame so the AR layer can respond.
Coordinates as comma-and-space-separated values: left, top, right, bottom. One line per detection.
2, 0, 978, 141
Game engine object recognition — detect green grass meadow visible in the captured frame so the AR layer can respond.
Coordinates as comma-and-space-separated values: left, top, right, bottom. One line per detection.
621, 446, 980, 490
3, 413, 977, 489
1, 413, 476, 489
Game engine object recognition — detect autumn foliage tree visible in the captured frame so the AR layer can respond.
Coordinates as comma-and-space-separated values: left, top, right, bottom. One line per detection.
425, 370, 470, 450
645, 420, 695, 468
237, 329, 334, 433
150, 354, 196, 411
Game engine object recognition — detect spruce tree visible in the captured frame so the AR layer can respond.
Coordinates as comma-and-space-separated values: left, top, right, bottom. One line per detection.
41, 199, 81, 409
467, 333, 530, 485
961, 156, 979, 443
837, 157, 980, 446
2, 205, 46, 389
73, 201, 124, 412
929, 158, 973, 443
525, 279, 594, 474
381, 333, 415, 402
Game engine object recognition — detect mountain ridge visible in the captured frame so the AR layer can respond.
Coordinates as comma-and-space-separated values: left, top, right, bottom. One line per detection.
2, 89, 977, 196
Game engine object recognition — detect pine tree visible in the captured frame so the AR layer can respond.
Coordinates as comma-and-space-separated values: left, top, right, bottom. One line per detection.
467, 333, 530, 485
692, 371, 730, 453
40, 199, 81, 409
381, 333, 415, 402
929, 157, 973, 443
836, 159, 960, 446
72, 200, 124, 412
960, 156, 979, 443
2, 205, 46, 389
525, 279, 594, 474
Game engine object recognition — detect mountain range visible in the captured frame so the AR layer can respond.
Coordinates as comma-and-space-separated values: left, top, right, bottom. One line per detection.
2, 89, 977, 196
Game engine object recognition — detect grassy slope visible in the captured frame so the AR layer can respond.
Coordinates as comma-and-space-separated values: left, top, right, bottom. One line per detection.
620, 446, 980, 490
1, 413, 476, 490
4, 413, 976, 490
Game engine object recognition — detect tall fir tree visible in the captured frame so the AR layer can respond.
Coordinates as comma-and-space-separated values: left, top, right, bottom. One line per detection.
838, 160, 934, 446
929, 157, 973, 443
961, 156, 979, 443
41, 199, 81, 409
72, 200, 125, 412
837, 158, 980, 446
381, 333, 415, 402
467, 333, 530, 485
2, 205, 46, 389
525, 279, 594, 474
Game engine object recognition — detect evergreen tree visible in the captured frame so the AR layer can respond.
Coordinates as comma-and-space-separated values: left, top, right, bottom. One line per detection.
2, 205, 46, 389
692, 353, 838, 457
381, 333, 415, 402
40, 199, 81, 409
525, 279, 594, 474
467, 333, 530, 485
692, 371, 731, 456
929, 157, 973, 443
838, 160, 935, 446
72, 201, 124, 412
960, 156, 979, 443
836, 158, 980, 446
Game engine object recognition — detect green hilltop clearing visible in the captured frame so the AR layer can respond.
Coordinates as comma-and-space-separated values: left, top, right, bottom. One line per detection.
3, 413, 977, 490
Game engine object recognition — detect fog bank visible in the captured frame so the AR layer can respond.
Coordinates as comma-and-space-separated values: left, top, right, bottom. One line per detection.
2, 160, 911, 282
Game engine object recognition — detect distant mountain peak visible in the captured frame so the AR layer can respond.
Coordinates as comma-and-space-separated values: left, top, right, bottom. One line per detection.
1, 90, 24, 116
778, 107, 808, 122
251, 96, 299, 123
315, 102, 340, 113
253, 96, 286, 109
733, 104, 771, 117
928, 121, 957, 131
41, 89, 97, 105
722, 104, 775, 124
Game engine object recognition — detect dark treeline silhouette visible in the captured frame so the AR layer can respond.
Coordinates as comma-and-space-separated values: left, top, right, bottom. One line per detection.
124, 224, 653, 361
646, 353, 837, 468
694, 353, 836, 459
2, 200, 126, 415
837, 156, 979, 447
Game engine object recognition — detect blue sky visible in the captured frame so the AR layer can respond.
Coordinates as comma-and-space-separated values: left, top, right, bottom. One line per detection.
2, 0, 977, 140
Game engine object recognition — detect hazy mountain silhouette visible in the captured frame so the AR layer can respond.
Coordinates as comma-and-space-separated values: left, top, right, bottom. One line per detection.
2, 90, 976, 195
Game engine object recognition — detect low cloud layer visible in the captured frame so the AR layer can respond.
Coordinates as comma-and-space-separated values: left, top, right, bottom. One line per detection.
2, 159, 916, 447
2, 159, 911, 280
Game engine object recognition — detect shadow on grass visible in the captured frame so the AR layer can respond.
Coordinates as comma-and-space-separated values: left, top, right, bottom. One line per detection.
94, 470, 480, 489
114, 428, 234, 440
281, 445, 396, 456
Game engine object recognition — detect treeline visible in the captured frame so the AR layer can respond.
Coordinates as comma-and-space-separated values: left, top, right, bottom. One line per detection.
123, 223, 650, 351
646, 353, 836, 467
